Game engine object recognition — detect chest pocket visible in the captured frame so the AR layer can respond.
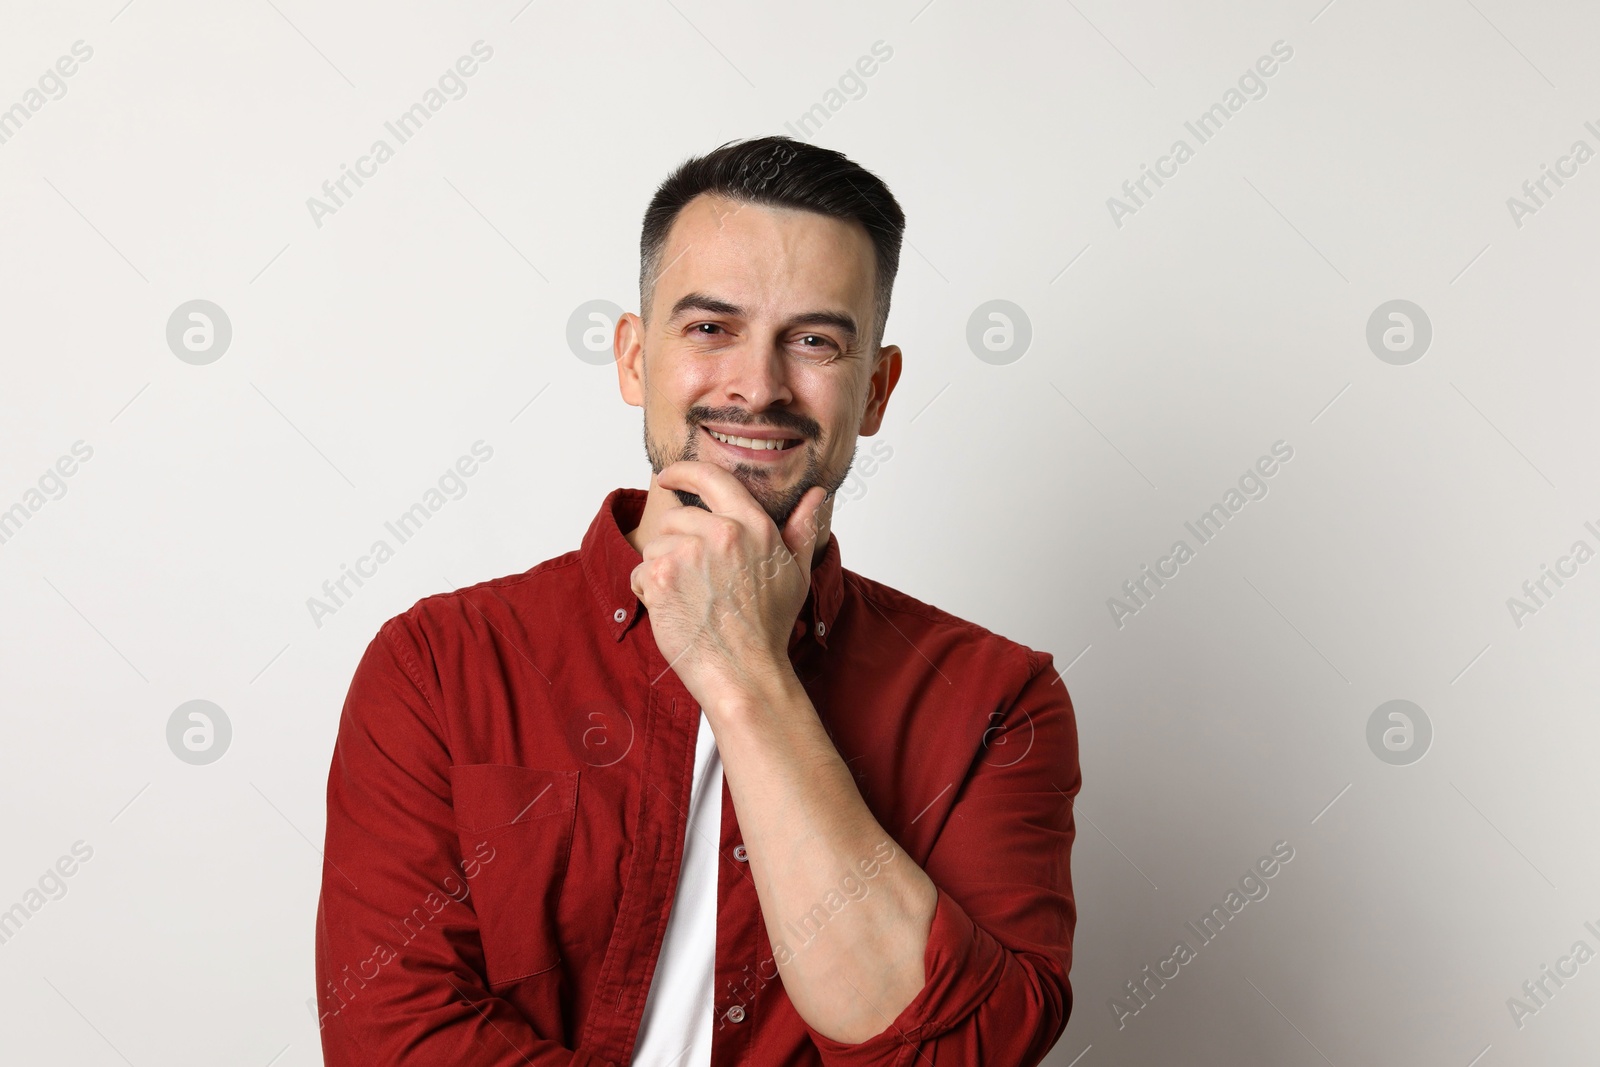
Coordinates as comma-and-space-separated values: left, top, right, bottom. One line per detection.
450, 764, 579, 985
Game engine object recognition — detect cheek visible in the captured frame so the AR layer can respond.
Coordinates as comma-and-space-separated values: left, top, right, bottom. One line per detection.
644, 368, 701, 424
675, 358, 722, 394
796, 368, 867, 426
647, 343, 713, 395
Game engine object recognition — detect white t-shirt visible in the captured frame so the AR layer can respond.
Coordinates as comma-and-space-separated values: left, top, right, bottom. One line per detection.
632, 708, 722, 1065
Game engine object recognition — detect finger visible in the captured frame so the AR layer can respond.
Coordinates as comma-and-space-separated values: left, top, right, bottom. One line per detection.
656, 511, 756, 571
652, 504, 721, 541
631, 535, 699, 603
657, 461, 769, 528
639, 531, 694, 562
781, 485, 830, 576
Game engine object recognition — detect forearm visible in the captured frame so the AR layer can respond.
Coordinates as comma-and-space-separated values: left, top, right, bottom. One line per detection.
706, 674, 938, 1044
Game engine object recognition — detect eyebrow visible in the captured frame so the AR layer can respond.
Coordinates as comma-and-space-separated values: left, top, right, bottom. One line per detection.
667, 292, 859, 347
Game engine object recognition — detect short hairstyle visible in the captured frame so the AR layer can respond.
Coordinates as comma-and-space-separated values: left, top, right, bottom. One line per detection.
638, 136, 906, 352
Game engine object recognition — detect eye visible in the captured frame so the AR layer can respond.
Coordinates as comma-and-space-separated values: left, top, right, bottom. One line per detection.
794, 334, 838, 356
692, 322, 726, 336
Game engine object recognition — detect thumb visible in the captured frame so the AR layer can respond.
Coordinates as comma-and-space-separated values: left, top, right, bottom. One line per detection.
781, 485, 829, 578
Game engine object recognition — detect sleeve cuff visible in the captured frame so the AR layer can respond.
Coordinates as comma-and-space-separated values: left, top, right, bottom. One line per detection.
806, 885, 1006, 1064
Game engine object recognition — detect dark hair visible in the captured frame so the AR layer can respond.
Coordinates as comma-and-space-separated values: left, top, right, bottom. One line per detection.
638, 136, 905, 351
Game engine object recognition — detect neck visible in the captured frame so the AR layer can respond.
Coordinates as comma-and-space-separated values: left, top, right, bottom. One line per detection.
625, 472, 835, 560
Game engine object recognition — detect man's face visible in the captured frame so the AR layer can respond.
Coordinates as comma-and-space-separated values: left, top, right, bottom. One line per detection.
616, 193, 901, 529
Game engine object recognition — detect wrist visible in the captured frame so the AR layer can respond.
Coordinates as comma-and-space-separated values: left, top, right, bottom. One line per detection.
704, 661, 806, 721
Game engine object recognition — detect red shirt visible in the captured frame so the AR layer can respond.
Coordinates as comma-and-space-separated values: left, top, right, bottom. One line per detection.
315, 487, 1081, 1066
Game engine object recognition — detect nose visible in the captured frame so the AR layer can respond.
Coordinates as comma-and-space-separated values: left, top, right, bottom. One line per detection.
718, 336, 794, 412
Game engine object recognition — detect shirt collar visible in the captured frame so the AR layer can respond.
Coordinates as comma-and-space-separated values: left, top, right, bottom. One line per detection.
581, 487, 843, 649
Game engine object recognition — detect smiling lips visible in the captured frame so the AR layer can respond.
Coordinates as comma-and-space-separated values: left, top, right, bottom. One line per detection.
701, 424, 803, 458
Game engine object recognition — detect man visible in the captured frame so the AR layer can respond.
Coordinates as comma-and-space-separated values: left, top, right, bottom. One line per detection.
314, 136, 1081, 1066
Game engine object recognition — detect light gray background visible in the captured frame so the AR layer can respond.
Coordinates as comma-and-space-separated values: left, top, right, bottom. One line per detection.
2, 0, 1597, 1064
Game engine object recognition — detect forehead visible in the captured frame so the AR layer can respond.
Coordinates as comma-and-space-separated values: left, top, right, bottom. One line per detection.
653, 193, 876, 320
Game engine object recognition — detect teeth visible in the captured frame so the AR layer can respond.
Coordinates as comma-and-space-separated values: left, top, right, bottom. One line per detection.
709, 429, 790, 450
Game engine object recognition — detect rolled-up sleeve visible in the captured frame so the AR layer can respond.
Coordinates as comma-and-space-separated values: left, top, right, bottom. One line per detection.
315, 616, 613, 1067
805, 648, 1081, 1066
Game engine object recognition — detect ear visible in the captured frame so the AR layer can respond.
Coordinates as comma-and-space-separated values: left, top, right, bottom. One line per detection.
858, 344, 902, 436
615, 311, 645, 408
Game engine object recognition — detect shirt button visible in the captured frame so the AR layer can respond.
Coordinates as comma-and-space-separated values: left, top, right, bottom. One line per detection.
815, 620, 826, 637
725, 1005, 746, 1024
613, 608, 627, 623
733, 844, 748, 862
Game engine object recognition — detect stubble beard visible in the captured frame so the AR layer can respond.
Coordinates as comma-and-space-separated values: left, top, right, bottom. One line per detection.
643, 404, 855, 530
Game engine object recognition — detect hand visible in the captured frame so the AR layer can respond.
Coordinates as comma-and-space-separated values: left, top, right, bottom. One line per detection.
629, 461, 828, 708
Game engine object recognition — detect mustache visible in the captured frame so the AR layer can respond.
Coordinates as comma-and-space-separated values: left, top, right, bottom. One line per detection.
687, 405, 821, 441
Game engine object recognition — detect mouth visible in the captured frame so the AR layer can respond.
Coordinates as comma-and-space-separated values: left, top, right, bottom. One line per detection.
700, 424, 805, 461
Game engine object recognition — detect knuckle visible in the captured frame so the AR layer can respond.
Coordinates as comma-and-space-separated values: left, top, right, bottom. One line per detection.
712, 519, 740, 551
